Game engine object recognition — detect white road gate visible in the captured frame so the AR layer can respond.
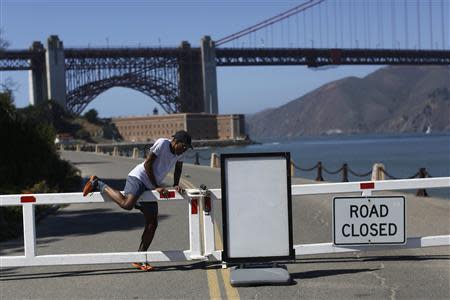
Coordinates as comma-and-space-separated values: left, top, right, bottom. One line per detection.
0, 190, 203, 267
204, 177, 450, 261
1, 177, 449, 267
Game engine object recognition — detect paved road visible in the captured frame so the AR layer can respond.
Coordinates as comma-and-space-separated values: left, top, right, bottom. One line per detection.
1, 151, 449, 299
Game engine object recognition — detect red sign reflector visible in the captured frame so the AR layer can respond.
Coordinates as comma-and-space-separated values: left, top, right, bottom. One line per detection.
191, 198, 198, 215
21, 195, 36, 203
159, 191, 176, 199
360, 182, 375, 190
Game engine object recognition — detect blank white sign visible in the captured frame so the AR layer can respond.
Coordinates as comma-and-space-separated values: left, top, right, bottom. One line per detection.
224, 156, 290, 258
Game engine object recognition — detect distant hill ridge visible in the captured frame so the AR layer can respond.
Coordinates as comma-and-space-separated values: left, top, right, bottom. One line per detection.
246, 66, 450, 139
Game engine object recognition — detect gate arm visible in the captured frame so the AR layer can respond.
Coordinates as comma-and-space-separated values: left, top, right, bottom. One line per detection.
291, 177, 450, 196
0, 192, 106, 206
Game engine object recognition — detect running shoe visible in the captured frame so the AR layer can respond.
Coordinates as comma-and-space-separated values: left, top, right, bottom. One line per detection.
131, 262, 154, 271
82, 175, 98, 196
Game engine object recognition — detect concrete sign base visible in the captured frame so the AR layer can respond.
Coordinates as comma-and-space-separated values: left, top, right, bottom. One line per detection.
230, 264, 291, 287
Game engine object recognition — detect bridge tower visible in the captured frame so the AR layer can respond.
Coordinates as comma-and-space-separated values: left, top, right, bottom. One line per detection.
28, 42, 47, 105
178, 41, 204, 112
45, 35, 66, 106
200, 36, 218, 114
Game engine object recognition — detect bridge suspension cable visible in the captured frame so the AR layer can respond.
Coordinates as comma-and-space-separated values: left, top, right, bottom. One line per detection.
215, 0, 449, 51
215, 0, 324, 46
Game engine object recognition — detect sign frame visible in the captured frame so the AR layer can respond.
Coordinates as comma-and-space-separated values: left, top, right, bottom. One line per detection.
333, 196, 406, 246
220, 152, 295, 264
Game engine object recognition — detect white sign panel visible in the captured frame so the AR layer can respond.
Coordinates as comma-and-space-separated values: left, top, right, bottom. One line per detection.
333, 196, 406, 245
221, 153, 294, 263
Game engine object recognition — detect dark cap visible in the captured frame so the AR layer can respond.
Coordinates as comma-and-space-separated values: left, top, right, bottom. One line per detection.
172, 130, 193, 148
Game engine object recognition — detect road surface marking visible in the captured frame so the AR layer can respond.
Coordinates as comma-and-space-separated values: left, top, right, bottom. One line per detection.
180, 177, 240, 300
213, 212, 240, 300
179, 178, 226, 299
206, 265, 223, 299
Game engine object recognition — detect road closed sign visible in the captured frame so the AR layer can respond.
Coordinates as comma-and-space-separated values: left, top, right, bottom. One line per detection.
333, 196, 406, 246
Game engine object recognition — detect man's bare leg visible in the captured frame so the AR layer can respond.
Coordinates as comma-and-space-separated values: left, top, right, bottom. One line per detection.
138, 208, 158, 251
83, 177, 138, 210
132, 205, 158, 271
103, 186, 138, 211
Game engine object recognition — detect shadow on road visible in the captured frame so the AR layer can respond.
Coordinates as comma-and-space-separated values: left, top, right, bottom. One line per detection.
0, 261, 215, 281
72, 161, 111, 166
0, 238, 62, 255
295, 254, 450, 264
291, 267, 379, 280
35, 209, 170, 238
0, 210, 171, 254
0, 266, 151, 281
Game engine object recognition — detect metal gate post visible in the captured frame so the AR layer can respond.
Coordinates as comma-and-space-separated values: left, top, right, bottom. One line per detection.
187, 193, 202, 259
201, 189, 215, 257
23, 204, 37, 258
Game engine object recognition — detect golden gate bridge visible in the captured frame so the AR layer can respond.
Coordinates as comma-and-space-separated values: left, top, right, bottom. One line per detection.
0, 0, 449, 115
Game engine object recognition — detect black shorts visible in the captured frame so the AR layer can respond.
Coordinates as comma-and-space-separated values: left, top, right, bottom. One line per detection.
123, 175, 158, 216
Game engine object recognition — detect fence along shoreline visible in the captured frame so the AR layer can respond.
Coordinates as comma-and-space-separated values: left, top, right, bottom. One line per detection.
60, 145, 443, 198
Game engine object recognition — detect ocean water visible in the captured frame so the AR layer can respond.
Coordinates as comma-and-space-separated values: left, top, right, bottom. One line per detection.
184, 133, 450, 199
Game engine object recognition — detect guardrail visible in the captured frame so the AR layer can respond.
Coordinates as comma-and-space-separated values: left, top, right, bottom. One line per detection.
1, 177, 449, 268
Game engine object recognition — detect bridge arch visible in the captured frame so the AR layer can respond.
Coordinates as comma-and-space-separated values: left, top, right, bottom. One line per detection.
63, 44, 208, 116
66, 73, 180, 115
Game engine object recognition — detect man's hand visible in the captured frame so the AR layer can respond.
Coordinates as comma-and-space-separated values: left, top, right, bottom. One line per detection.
156, 187, 169, 198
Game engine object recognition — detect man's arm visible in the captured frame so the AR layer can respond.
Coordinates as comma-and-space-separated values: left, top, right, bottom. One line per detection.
144, 152, 160, 188
173, 161, 183, 191
173, 161, 183, 186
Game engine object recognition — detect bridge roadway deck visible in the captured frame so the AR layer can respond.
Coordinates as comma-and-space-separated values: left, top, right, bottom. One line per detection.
1, 151, 449, 299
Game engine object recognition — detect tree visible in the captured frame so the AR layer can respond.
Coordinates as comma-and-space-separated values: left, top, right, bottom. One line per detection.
0, 91, 81, 193
0, 89, 15, 119
84, 109, 99, 123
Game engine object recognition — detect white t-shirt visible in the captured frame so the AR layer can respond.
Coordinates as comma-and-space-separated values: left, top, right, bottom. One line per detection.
128, 138, 184, 189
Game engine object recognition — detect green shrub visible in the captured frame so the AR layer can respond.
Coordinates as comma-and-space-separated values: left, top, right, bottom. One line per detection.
0, 91, 82, 241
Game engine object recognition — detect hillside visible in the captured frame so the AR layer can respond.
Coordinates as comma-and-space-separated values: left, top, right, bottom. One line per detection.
246, 66, 450, 139
17, 103, 122, 143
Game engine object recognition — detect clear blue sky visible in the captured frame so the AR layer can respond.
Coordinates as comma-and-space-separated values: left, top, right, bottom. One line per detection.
1, 0, 448, 117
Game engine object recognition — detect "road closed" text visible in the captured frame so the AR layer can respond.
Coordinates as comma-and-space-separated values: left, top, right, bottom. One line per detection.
342, 204, 397, 237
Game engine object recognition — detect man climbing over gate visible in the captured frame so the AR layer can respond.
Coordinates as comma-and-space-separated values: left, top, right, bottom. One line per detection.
82, 130, 193, 271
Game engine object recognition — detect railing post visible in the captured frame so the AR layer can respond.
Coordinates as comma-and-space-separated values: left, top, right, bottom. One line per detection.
371, 163, 386, 181
132, 147, 139, 159
290, 161, 295, 178
210, 153, 219, 168
342, 163, 349, 182
194, 152, 200, 165
112, 146, 119, 156
416, 168, 429, 197
316, 161, 324, 181
188, 195, 202, 259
